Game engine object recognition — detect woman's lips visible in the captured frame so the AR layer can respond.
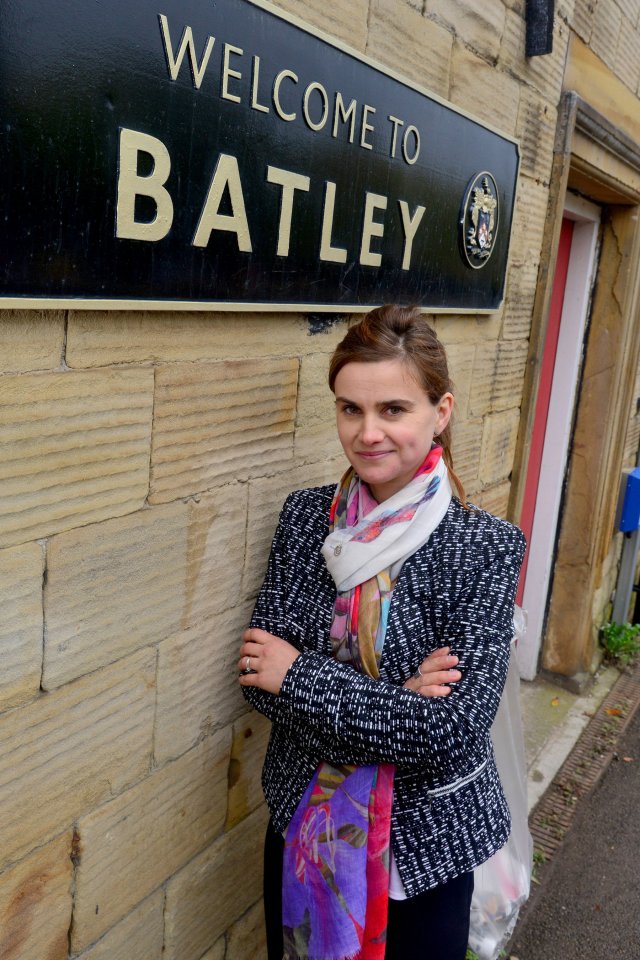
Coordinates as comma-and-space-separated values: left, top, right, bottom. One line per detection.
356, 451, 393, 459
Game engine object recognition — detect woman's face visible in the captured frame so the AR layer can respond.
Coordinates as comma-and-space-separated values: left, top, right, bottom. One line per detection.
333, 359, 453, 503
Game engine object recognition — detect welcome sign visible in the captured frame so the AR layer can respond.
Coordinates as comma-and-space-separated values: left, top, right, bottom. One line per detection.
0, 0, 519, 311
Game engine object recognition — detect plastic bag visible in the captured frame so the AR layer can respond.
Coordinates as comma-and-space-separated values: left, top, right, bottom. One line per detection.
468, 606, 533, 960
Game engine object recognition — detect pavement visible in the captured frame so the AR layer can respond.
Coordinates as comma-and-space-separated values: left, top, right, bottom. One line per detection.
507, 702, 640, 959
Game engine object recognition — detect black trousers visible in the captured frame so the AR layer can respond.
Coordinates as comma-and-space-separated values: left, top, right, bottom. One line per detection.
264, 820, 474, 960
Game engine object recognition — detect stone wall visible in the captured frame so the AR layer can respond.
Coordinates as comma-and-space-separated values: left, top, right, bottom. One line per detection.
2, 0, 640, 957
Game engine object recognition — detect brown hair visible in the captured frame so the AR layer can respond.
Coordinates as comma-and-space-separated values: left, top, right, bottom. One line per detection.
329, 304, 468, 505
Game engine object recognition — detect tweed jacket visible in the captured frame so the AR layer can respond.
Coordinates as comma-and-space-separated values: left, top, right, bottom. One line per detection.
244, 484, 526, 897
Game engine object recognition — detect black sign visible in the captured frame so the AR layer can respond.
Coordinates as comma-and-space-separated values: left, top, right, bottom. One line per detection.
0, 0, 519, 312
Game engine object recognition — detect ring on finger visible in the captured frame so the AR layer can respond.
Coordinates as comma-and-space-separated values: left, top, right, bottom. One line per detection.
243, 656, 252, 675
414, 664, 424, 679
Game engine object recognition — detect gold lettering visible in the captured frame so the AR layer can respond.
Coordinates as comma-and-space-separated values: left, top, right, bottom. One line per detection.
116, 129, 173, 242
360, 192, 387, 267
402, 125, 420, 165
360, 104, 376, 150
398, 200, 425, 270
251, 56, 270, 114
302, 82, 329, 132
319, 182, 347, 263
266, 166, 311, 257
388, 115, 403, 159
222, 43, 243, 103
158, 14, 215, 90
332, 93, 357, 143
273, 70, 298, 122
192, 153, 252, 251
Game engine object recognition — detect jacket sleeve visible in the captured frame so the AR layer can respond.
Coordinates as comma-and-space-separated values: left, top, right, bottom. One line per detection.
241, 496, 296, 723
277, 526, 526, 776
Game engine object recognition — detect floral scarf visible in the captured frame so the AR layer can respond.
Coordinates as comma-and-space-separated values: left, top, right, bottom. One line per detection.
282, 447, 452, 960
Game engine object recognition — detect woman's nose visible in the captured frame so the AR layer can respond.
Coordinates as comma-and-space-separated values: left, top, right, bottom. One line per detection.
360, 417, 385, 444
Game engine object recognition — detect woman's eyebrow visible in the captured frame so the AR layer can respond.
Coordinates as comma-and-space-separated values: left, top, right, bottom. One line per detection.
334, 396, 416, 407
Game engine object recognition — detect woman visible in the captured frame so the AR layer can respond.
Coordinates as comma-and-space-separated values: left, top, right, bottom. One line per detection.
238, 305, 525, 960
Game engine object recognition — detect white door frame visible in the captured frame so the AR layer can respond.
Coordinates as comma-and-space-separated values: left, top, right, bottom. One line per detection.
517, 192, 601, 680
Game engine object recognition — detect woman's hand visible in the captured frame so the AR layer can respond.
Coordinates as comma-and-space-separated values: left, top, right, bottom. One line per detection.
403, 647, 461, 697
238, 628, 300, 695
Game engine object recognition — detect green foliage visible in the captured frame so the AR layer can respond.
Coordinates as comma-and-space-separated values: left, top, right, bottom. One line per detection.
599, 621, 640, 667
531, 848, 548, 885
465, 950, 481, 960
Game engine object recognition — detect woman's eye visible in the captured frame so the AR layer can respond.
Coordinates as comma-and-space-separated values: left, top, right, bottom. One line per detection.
385, 405, 404, 416
341, 404, 360, 415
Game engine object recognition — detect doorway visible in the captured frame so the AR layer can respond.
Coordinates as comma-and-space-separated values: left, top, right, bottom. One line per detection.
516, 193, 600, 680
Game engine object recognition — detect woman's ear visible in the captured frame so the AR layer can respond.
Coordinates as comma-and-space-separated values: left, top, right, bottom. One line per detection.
436, 392, 454, 433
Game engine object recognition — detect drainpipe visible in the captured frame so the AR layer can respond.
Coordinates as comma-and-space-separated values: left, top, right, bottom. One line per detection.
526, 0, 555, 57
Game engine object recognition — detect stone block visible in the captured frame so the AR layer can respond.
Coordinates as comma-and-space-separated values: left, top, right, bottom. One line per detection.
154, 603, 253, 765
451, 417, 483, 496
0, 311, 65, 374
449, 44, 520, 136
0, 834, 72, 960
183, 484, 249, 628
446, 342, 475, 420
72, 731, 231, 951
242, 460, 344, 599
270, 0, 369, 51
367, 0, 453, 96
616, 0, 640, 28
590, 1, 623, 70
433, 312, 502, 346
615, 16, 640, 94
508, 176, 549, 270
470, 340, 528, 417
426, 0, 506, 61
0, 649, 155, 871
502, 259, 537, 341
479, 409, 521, 486
75, 891, 164, 960
66, 311, 349, 367
498, 10, 569, 100
227, 900, 268, 960
295, 353, 345, 465
0, 542, 44, 710
516, 89, 557, 185
200, 941, 226, 960
570, 0, 595, 42
43, 504, 189, 689
473, 481, 512, 518
150, 359, 298, 502
163, 804, 270, 960
226, 712, 272, 830
0, 368, 153, 548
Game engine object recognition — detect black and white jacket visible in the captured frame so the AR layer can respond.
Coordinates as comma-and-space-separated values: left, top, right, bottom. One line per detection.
244, 485, 526, 897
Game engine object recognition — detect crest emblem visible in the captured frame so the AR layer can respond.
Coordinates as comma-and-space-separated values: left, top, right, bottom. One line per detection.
459, 172, 499, 269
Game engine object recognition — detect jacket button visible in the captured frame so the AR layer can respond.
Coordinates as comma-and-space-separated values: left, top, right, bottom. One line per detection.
334, 544, 342, 556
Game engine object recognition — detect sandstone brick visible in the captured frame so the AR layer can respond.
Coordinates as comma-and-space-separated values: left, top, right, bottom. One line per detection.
0, 368, 153, 548
0, 542, 44, 710
183, 484, 249, 628
451, 417, 483, 496
227, 900, 268, 960
446, 342, 475, 420
367, 0, 453, 96
0, 649, 155, 871
242, 460, 344, 600
154, 604, 253, 765
200, 940, 226, 960
508, 176, 549, 269
449, 44, 520, 136
433, 312, 502, 346
0, 311, 65, 374
502, 259, 537, 340
470, 340, 528, 417
479, 409, 521, 485
164, 804, 270, 960
473, 481, 512, 518
499, 11, 569, 101
615, 16, 640, 93
591, 0, 623, 69
426, 0, 506, 61
295, 353, 345, 465
75, 891, 164, 960
226, 712, 272, 830
516, 89, 557, 184
570, 0, 596, 42
270, 0, 369, 51
150, 359, 298, 502
43, 504, 189, 689
66, 311, 349, 367
0, 834, 72, 960
72, 731, 231, 951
